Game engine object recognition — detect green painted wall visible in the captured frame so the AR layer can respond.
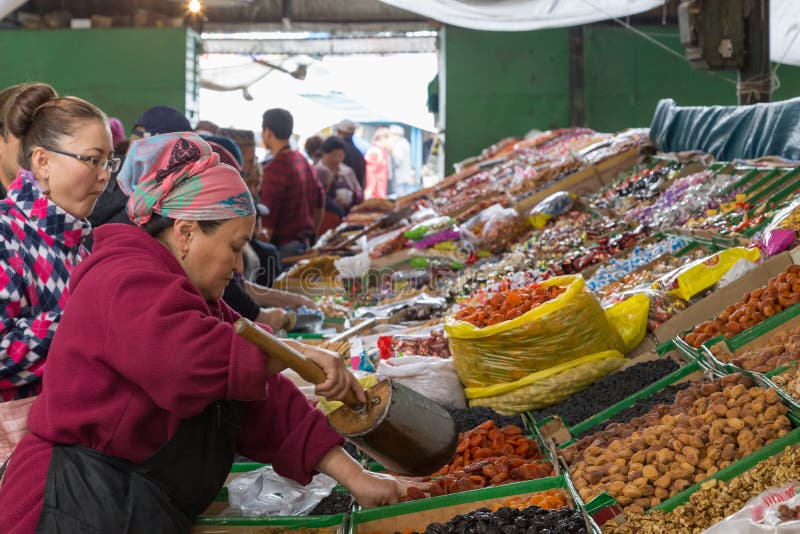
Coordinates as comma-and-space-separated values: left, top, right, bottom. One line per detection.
442, 26, 570, 171
583, 25, 800, 131
443, 25, 800, 171
0, 28, 197, 134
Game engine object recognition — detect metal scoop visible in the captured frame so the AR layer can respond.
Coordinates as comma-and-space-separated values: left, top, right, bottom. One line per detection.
235, 318, 458, 476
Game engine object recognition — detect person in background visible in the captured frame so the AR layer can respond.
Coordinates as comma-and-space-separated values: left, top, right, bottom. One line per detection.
364, 127, 391, 199
195, 119, 219, 137
388, 124, 415, 196
0, 83, 31, 199
304, 135, 323, 165
260, 108, 325, 258
335, 119, 366, 189
89, 105, 191, 228
108, 117, 126, 151
316, 136, 363, 216
0, 83, 114, 463
0, 132, 423, 533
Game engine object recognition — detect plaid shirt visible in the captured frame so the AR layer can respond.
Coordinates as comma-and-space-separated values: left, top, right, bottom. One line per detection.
0, 171, 91, 400
261, 149, 325, 246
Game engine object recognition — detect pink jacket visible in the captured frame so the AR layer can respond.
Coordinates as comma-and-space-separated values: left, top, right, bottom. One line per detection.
0, 223, 342, 533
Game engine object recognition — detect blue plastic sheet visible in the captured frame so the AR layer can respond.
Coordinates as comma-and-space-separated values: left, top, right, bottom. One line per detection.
650, 98, 800, 161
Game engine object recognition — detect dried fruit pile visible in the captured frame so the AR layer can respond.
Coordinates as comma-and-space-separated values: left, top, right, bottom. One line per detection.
407, 421, 553, 499
565, 375, 791, 513
683, 265, 800, 348
490, 489, 571, 511
528, 358, 681, 427
393, 505, 588, 534
454, 282, 567, 327
712, 323, 800, 373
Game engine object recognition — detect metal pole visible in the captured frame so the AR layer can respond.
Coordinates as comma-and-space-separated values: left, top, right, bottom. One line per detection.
738, 0, 771, 104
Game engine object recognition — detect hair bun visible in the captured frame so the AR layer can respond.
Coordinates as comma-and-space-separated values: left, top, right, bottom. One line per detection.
6, 83, 58, 139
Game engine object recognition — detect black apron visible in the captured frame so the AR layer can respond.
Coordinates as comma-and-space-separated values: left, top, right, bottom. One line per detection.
35, 400, 242, 534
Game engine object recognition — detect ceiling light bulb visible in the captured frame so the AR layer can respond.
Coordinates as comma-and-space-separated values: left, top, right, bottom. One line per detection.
188, 0, 202, 14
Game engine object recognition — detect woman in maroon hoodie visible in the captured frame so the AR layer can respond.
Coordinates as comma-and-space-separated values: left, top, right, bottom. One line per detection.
0, 132, 423, 533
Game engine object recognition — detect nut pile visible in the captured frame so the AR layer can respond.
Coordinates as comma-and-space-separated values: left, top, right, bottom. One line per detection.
683, 265, 800, 348
771, 366, 800, 404
394, 506, 588, 534
528, 358, 681, 426
712, 323, 800, 373
446, 407, 525, 435
566, 375, 792, 513
603, 446, 800, 533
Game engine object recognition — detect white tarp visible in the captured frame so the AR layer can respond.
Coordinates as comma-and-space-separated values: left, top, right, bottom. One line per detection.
0, 0, 26, 20
379, 0, 800, 66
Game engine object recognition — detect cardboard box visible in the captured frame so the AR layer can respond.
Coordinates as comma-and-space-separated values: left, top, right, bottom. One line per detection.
653, 250, 796, 344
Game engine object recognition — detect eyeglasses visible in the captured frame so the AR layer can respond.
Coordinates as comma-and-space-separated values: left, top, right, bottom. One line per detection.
42, 146, 122, 173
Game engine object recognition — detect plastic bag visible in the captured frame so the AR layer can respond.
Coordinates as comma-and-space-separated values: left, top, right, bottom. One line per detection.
717, 257, 760, 289
605, 293, 650, 353
445, 275, 625, 388
334, 237, 370, 279
463, 204, 526, 254
759, 198, 800, 256
224, 465, 337, 517
466, 351, 626, 414
703, 482, 800, 533
376, 356, 466, 409
413, 228, 462, 250
528, 192, 576, 228
655, 247, 762, 301
377, 329, 451, 359
404, 216, 456, 241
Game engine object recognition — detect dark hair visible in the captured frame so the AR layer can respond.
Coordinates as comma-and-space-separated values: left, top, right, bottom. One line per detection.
321, 136, 346, 154
261, 108, 293, 140
0, 83, 39, 139
141, 213, 224, 238
6, 83, 107, 169
304, 135, 323, 159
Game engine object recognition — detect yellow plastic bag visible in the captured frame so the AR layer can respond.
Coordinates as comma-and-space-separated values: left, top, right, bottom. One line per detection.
466, 351, 626, 414
316, 375, 378, 414
445, 275, 625, 388
654, 247, 761, 301
605, 293, 650, 353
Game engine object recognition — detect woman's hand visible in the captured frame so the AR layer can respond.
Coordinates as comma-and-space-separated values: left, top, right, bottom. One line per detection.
299, 344, 366, 404
281, 292, 318, 310
348, 471, 432, 508
314, 448, 431, 509
256, 307, 287, 332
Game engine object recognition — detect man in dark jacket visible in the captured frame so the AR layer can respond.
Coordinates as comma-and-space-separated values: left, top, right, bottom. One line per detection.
335, 119, 367, 189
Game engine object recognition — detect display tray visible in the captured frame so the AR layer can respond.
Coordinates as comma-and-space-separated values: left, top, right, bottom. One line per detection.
701, 301, 800, 378
348, 475, 601, 534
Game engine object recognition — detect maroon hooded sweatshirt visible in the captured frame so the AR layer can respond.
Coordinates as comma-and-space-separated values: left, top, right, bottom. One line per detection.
0, 224, 342, 533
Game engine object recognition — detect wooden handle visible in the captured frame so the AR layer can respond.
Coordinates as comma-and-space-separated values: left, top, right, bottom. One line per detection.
235, 318, 361, 407
328, 317, 377, 345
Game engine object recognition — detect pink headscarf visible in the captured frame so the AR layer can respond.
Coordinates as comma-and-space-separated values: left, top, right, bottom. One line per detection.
117, 132, 255, 226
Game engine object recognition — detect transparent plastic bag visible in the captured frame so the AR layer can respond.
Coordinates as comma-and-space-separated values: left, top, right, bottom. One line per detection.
466, 351, 626, 414
224, 465, 337, 517
404, 216, 456, 241
528, 192, 576, 228
760, 198, 800, 256
445, 275, 625, 388
703, 482, 800, 533
463, 204, 526, 254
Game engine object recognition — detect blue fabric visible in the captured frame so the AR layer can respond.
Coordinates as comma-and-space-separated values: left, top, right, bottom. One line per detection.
649, 98, 800, 161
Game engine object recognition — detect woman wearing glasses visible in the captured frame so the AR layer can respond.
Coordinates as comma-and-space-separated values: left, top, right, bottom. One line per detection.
0, 83, 114, 462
